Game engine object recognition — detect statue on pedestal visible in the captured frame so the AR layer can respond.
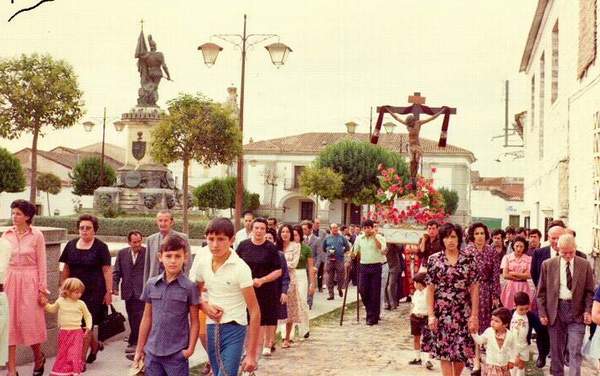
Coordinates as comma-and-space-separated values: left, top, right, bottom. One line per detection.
135, 27, 171, 107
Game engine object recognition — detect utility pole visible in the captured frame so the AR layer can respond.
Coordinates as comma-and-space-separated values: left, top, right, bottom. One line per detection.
504, 80, 509, 147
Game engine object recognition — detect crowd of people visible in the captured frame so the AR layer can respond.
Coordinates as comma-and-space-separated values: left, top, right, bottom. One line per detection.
1, 199, 600, 376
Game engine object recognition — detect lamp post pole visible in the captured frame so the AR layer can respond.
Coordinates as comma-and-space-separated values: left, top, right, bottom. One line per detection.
100, 107, 106, 186
198, 15, 292, 230
235, 15, 248, 232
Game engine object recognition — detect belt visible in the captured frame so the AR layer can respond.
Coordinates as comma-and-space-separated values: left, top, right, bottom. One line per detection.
0, 284, 4, 292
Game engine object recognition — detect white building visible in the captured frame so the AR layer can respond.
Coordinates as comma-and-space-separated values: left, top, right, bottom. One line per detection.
240, 132, 476, 225
518, 0, 600, 252
470, 172, 524, 230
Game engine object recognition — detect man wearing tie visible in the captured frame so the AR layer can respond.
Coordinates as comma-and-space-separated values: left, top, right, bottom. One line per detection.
113, 231, 146, 356
537, 233, 595, 376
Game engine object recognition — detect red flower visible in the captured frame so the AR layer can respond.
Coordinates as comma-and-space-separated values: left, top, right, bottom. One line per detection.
431, 167, 437, 173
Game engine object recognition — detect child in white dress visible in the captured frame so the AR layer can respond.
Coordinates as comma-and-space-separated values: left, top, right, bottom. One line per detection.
510, 292, 532, 376
471, 307, 516, 376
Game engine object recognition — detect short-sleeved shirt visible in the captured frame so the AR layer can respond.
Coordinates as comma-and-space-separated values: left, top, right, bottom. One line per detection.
296, 244, 312, 270
140, 273, 200, 356
353, 234, 387, 265
190, 250, 253, 325
322, 234, 350, 262
59, 238, 111, 305
236, 239, 281, 323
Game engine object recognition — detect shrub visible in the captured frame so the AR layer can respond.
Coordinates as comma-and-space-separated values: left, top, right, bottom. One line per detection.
31, 216, 208, 239
438, 187, 459, 215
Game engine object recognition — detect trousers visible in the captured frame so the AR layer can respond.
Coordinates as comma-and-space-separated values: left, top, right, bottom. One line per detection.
207, 323, 247, 376
325, 258, 345, 297
548, 300, 586, 376
359, 263, 382, 324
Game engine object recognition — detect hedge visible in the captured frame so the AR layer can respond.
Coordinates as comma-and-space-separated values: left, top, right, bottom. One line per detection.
31, 216, 208, 239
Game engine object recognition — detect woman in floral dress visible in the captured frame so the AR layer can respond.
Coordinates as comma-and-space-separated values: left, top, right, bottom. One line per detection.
466, 222, 501, 376
422, 223, 480, 376
499, 236, 531, 309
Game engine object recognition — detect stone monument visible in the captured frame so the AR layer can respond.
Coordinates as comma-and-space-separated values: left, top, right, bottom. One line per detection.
93, 27, 180, 213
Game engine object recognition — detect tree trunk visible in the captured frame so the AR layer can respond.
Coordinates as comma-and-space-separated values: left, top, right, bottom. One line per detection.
46, 191, 51, 216
29, 126, 40, 204
182, 157, 189, 235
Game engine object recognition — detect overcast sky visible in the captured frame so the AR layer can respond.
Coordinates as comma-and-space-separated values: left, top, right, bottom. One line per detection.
0, 0, 536, 176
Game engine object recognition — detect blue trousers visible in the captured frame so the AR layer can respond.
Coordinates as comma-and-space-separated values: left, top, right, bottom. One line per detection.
207, 323, 247, 376
359, 263, 382, 324
145, 350, 189, 376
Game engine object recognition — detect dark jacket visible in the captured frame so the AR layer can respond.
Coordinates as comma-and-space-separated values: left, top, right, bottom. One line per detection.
113, 246, 146, 301
531, 246, 587, 287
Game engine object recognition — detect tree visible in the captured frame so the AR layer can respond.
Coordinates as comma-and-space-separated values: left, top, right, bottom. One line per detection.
313, 139, 409, 222
223, 176, 261, 215
70, 157, 117, 196
438, 187, 459, 215
0, 147, 26, 194
36, 172, 62, 216
0, 54, 84, 203
151, 94, 241, 233
299, 166, 343, 214
193, 178, 232, 215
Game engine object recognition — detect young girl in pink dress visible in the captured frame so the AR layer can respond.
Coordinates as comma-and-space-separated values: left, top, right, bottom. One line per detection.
500, 236, 532, 310
45, 278, 92, 375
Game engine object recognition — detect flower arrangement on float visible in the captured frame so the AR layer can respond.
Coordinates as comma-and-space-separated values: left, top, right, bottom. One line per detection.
367, 164, 448, 244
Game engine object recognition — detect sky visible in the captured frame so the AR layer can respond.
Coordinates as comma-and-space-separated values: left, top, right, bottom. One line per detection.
0, 0, 537, 176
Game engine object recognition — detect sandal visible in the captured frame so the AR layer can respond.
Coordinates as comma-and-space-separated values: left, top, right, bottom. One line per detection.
33, 353, 46, 376
282, 340, 291, 349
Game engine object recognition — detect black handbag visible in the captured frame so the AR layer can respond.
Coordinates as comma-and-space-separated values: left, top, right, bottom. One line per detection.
98, 304, 126, 342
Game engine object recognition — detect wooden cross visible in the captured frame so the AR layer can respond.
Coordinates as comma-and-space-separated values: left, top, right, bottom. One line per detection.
370, 92, 457, 147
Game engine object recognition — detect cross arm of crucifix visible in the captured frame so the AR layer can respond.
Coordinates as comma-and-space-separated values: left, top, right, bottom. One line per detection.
383, 105, 448, 126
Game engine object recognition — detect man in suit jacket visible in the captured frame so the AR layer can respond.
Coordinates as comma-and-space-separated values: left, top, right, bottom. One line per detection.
312, 218, 328, 292
302, 220, 320, 308
143, 210, 191, 284
113, 230, 146, 354
537, 233, 595, 376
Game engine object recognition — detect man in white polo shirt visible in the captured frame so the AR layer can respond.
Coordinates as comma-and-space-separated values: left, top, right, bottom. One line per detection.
191, 218, 261, 376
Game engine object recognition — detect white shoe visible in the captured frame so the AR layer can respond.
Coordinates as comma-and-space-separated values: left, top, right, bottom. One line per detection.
262, 346, 272, 356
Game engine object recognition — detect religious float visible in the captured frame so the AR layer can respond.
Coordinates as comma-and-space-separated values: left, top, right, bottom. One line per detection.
368, 164, 448, 244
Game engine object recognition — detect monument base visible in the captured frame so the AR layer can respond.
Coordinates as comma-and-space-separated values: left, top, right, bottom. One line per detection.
94, 186, 180, 213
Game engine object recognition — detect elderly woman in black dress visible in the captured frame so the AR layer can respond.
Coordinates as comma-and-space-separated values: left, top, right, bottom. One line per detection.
422, 223, 480, 376
59, 214, 112, 367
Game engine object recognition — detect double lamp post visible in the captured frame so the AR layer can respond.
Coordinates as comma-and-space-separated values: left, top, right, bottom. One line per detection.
198, 14, 292, 230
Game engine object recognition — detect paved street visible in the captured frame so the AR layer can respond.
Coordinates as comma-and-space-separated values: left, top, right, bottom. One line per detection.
255, 304, 600, 376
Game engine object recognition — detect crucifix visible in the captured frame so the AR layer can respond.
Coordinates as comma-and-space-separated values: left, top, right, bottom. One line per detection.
371, 92, 457, 184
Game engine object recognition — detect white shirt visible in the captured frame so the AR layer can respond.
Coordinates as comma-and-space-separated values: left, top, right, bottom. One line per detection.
411, 289, 428, 316
233, 228, 251, 251
559, 257, 574, 300
190, 248, 253, 325
510, 311, 530, 357
472, 328, 517, 366
0, 238, 11, 281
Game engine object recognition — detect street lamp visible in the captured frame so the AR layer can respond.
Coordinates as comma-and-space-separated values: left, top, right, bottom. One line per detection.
198, 14, 292, 230
383, 121, 397, 134
82, 107, 124, 186
345, 121, 358, 134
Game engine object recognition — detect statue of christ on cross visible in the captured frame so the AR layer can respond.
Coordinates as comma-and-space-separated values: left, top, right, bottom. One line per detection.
371, 92, 456, 185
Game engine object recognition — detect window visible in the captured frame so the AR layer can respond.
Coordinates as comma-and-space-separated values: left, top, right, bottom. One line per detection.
539, 53, 545, 160
293, 166, 305, 189
530, 76, 535, 131
524, 216, 531, 229
551, 21, 559, 103
578, 0, 597, 78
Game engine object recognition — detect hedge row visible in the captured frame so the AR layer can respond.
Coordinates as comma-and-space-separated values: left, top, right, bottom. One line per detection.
32, 216, 208, 239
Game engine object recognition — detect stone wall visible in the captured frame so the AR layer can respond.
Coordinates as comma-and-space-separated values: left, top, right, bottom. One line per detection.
0, 226, 67, 365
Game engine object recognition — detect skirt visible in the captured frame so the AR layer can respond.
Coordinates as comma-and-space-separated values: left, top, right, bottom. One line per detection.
51, 328, 85, 375
482, 364, 511, 376
5, 266, 47, 346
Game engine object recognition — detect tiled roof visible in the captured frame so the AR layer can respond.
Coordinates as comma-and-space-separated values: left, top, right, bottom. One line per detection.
472, 174, 524, 201
244, 132, 476, 162
15, 148, 124, 170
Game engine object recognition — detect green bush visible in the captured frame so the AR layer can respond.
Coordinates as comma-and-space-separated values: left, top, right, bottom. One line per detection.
31, 216, 208, 239
438, 187, 459, 215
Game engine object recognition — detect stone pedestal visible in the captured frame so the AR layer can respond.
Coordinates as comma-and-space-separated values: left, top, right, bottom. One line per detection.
0, 226, 67, 365
93, 105, 182, 213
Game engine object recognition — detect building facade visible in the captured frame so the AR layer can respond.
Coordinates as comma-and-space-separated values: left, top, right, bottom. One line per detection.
241, 132, 476, 225
519, 0, 600, 253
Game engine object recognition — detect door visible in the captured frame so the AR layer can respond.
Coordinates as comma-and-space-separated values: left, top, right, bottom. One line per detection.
350, 203, 362, 225
509, 215, 520, 228
300, 201, 314, 221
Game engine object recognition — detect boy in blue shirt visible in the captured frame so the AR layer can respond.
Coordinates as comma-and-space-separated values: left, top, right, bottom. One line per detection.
133, 234, 200, 376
